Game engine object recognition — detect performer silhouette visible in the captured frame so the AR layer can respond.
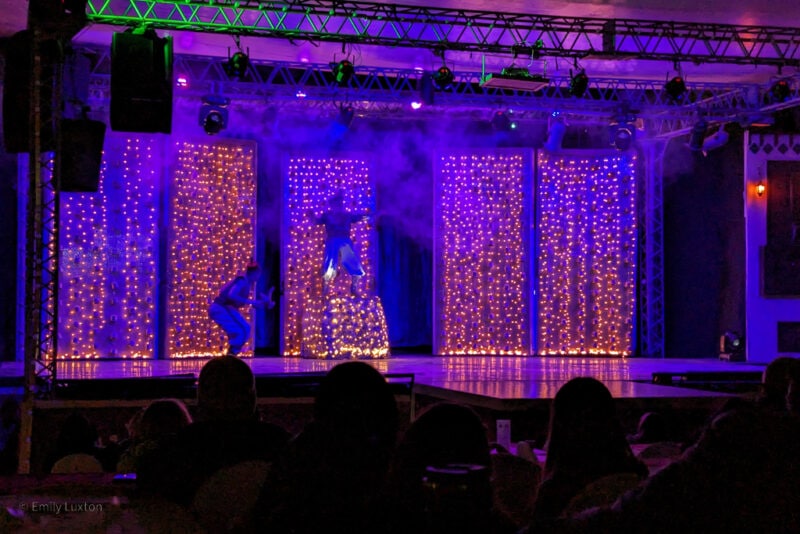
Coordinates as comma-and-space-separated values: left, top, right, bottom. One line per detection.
310, 192, 371, 295
209, 262, 274, 355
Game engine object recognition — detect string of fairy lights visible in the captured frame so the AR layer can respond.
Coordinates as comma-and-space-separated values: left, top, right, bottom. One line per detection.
300, 296, 390, 358
166, 141, 257, 358
57, 139, 636, 359
537, 153, 637, 356
283, 155, 388, 358
436, 152, 530, 355
59, 136, 159, 358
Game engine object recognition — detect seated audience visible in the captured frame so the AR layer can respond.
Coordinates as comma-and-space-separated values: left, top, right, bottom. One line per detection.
529, 377, 648, 528
377, 402, 516, 534
256, 361, 399, 534
545, 402, 800, 534
627, 411, 668, 444
757, 356, 800, 414
45, 411, 117, 473
786, 360, 800, 417
137, 356, 290, 506
0, 396, 20, 475
116, 398, 192, 473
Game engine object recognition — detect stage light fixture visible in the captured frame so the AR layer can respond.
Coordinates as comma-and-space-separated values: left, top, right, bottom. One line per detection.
198, 95, 229, 135
719, 331, 745, 361
224, 50, 249, 79
688, 119, 708, 152
491, 111, 512, 131
770, 78, 792, 102
543, 111, 567, 151
332, 59, 355, 85
569, 69, 589, 97
610, 125, 634, 150
419, 73, 435, 106
701, 126, 729, 154
665, 76, 687, 101
432, 65, 455, 90
609, 104, 638, 151
335, 105, 355, 128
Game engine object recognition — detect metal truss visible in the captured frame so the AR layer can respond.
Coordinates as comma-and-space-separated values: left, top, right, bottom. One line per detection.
86, 0, 800, 67
19, 27, 64, 473
638, 140, 667, 358
81, 47, 800, 137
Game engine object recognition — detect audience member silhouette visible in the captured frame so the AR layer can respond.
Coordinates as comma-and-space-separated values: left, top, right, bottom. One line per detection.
627, 411, 669, 444
529, 377, 648, 528
137, 356, 290, 505
545, 402, 800, 534
758, 356, 800, 413
0, 396, 20, 475
256, 361, 399, 534
377, 402, 515, 534
116, 398, 192, 473
45, 411, 117, 473
786, 360, 800, 417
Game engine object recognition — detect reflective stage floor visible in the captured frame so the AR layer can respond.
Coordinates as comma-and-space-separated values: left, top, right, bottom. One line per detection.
0, 355, 766, 404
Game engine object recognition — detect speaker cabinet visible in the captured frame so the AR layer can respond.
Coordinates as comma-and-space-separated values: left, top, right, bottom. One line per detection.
60, 119, 106, 192
110, 31, 173, 133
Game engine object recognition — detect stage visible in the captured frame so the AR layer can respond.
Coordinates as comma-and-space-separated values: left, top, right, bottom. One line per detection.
0, 355, 765, 403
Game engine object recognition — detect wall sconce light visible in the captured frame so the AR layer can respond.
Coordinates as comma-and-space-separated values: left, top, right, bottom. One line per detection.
756, 181, 766, 197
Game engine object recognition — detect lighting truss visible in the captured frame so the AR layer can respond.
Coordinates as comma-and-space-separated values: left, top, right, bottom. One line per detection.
82, 47, 798, 137
86, 0, 800, 67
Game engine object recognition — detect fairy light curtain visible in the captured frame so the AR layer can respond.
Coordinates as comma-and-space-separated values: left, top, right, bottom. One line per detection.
58, 135, 160, 358
282, 155, 388, 358
166, 140, 257, 358
536, 152, 637, 356
434, 150, 533, 356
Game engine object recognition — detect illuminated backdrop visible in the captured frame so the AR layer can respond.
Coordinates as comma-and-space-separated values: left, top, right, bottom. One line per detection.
59, 136, 160, 359
166, 140, 257, 358
536, 152, 637, 356
434, 151, 533, 355
282, 155, 388, 358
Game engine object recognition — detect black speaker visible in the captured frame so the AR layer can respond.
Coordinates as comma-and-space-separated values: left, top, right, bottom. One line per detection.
110, 30, 173, 133
2, 30, 58, 153
60, 119, 106, 192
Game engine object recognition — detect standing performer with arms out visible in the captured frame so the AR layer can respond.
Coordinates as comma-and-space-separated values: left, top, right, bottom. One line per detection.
209, 262, 274, 356
309, 192, 371, 296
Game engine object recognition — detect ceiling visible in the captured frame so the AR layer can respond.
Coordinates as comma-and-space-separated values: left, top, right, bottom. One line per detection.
3, 1, 800, 85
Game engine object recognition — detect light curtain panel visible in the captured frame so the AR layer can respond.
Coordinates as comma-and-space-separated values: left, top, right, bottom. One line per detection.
536, 152, 637, 356
434, 150, 533, 355
59, 135, 160, 358
282, 155, 388, 358
166, 140, 257, 358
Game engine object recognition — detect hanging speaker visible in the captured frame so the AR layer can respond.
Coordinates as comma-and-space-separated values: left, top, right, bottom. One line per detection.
110, 30, 173, 133
60, 119, 106, 192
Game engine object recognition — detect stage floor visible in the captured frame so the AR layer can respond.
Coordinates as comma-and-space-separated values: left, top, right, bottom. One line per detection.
0, 356, 765, 402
